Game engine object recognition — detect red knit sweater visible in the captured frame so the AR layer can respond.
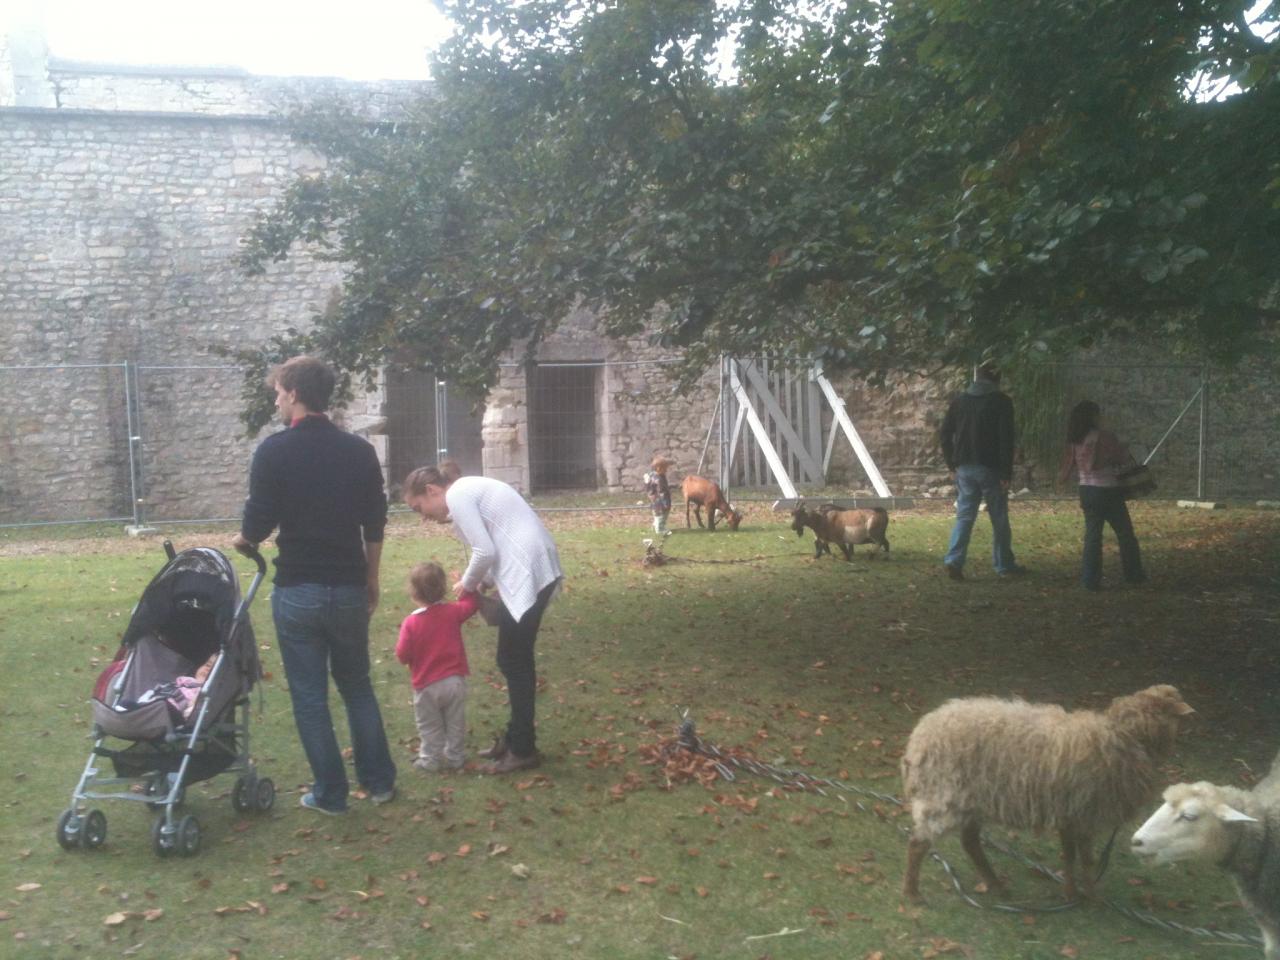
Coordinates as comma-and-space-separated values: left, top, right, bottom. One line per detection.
395, 594, 479, 690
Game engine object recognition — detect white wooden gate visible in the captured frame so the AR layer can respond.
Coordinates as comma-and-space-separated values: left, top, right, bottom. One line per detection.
705, 357, 893, 500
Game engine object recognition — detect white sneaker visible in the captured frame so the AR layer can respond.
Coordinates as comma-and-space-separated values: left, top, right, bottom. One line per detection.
413, 757, 442, 773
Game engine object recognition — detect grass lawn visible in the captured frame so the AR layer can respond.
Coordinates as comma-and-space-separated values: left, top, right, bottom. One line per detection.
1, 501, 1277, 960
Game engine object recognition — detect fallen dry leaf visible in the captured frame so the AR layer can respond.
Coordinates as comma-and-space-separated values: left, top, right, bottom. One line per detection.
15, 883, 41, 893
103, 912, 130, 927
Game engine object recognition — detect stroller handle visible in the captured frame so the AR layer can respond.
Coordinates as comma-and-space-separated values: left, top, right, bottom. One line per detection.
235, 544, 269, 615
232, 540, 268, 577
243, 546, 267, 577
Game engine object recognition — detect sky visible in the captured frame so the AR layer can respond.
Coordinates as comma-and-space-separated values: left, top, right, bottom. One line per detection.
5, 0, 455, 80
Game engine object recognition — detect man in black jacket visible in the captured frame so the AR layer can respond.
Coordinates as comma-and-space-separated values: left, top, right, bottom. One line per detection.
233, 356, 396, 814
939, 362, 1024, 581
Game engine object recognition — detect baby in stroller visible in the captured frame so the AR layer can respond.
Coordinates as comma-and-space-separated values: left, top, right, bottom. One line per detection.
59, 543, 272, 859
113, 648, 216, 723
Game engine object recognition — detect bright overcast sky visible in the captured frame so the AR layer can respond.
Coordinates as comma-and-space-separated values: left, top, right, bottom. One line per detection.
6, 0, 454, 80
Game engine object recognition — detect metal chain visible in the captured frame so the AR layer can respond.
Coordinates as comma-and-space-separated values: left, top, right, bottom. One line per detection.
640, 538, 809, 567
675, 712, 1264, 948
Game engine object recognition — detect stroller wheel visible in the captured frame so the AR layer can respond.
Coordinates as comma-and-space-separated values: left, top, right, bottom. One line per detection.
80, 809, 107, 850
151, 818, 175, 858
56, 809, 82, 851
254, 777, 276, 812
176, 815, 201, 857
232, 774, 257, 813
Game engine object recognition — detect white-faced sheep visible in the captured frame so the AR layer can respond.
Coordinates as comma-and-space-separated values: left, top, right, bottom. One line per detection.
790, 504, 889, 560
900, 684, 1195, 903
1131, 755, 1280, 960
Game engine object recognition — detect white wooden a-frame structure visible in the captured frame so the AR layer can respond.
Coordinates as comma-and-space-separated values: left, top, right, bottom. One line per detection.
697, 357, 894, 502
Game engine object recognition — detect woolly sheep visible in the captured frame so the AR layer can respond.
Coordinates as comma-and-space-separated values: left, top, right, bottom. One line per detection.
1131, 756, 1280, 960
900, 684, 1195, 903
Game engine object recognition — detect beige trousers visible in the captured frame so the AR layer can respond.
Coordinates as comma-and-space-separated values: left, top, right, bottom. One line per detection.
412, 674, 467, 767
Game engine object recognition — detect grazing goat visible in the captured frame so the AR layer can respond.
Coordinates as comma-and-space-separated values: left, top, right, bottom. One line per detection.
900, 684, 1195, 903
681, 475, 742, 531
790, 504, 889, 560
1132, 756, 1280, 960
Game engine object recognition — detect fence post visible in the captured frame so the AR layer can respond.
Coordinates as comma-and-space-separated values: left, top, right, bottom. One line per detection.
1197, 365, 1209, 500
434, 377, 449, 463
122, 360, 154, 537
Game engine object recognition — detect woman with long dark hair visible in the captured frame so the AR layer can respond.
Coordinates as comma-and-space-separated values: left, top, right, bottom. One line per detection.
1058, 401, 1146, 591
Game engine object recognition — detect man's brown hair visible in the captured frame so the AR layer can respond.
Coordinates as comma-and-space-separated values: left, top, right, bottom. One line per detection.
268, 356, 336, 412
408, 561, 447, 605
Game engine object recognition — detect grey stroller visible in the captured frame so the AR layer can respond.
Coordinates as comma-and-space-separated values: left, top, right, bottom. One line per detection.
57, 542, 272, 857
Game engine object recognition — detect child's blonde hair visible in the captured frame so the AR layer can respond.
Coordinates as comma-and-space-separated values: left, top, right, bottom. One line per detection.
408, 561, 447, 605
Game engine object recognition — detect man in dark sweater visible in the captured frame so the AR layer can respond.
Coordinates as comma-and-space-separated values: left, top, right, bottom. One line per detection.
233, 356, 396, 814
939, 362, 1024, 581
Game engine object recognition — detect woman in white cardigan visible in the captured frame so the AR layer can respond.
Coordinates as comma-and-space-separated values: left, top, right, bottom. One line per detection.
404, 462, 562, 773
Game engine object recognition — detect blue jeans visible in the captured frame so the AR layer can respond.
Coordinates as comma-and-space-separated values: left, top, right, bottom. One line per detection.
944, 465, 1018, 573
1079, 485, 1145, 590
272, 583, 396, 812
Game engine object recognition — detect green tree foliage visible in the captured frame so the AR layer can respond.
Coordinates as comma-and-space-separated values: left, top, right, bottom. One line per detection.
234, 0, 1279, 433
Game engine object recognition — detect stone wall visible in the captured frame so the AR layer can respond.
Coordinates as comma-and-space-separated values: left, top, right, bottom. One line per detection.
482, 305, 721, 494
0, 36, 407, 524
2, 31, 1275, 527
825, 355, 1279, 500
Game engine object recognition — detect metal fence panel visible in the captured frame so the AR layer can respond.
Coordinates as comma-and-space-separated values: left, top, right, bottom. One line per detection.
1, 356, 1275, 528
133, 365, 257, 523
384, 369, 485, 497
528, 364, 599, 492
1012, 362, 1277, 501
0, 364, 133, 526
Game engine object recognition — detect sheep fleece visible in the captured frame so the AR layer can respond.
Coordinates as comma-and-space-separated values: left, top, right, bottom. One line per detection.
902, 694, 1172, 838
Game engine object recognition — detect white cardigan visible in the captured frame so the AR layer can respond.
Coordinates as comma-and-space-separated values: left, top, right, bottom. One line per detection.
446, 476, 563, 622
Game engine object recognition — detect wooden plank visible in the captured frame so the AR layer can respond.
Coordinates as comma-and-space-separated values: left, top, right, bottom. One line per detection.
740, 361, 824, 481
729, 363, 798, 498
772, 496, 915, 511
814, 370, 893, 497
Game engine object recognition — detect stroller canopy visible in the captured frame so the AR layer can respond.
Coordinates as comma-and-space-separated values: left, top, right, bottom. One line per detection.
120, 548, 260, 690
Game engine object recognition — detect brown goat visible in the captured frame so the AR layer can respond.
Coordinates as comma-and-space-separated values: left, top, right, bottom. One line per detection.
901, 684, 1195, 903
790, 504, 889, 560
681, 475, 742, 531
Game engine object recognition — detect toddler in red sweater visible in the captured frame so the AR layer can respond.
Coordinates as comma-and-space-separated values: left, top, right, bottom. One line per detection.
396, 561, 479, 772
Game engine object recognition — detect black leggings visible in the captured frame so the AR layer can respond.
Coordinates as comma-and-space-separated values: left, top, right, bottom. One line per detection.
495, 580, 558, 757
